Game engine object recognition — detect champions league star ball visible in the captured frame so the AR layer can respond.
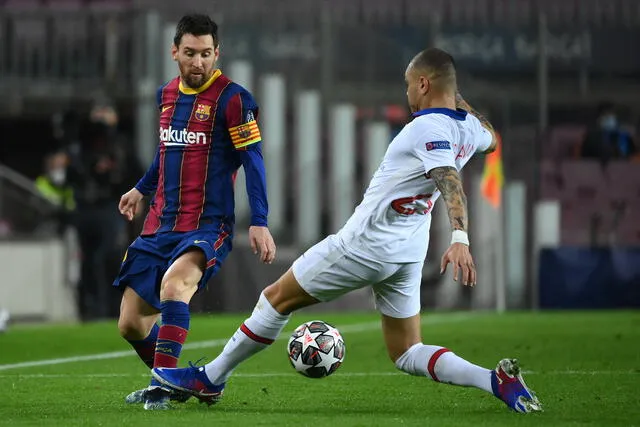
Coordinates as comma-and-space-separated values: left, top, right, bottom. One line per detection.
287, 320, 345, 378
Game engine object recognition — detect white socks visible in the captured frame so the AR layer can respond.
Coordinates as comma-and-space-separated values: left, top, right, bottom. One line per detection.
395, 343, 493, 393
204, 294, 492, 393
204, 292, 291, 385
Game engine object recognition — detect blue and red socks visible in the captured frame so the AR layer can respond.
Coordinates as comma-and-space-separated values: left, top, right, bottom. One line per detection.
154, 300, 190, 369
126, 323, 159, 368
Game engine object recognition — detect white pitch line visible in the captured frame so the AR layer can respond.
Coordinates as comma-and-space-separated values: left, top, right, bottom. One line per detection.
0, 314, 472, 372
0, 339, 225, 372
0, 370, 637, 379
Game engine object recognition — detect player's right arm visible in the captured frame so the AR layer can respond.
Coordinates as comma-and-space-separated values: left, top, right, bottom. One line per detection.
119, 86, 165, 221
134, 148, 160, 196
118, 149, 158, 221
118, 148, 159, 221
455, 92, 497, 154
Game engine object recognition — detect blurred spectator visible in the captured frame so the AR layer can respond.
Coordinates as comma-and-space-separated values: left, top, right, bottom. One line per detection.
35, 150, 75, 234
581, 102, 636, 163
66, 98, 142, 321
35, 151, 75, 210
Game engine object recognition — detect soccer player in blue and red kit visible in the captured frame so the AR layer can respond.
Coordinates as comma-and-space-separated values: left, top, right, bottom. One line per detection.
112, 14, 276, 410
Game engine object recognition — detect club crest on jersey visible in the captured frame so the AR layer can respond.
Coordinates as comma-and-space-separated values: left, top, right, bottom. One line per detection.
195, 103, 211, 121
237, 124, 252, 139
425, 140, 451, 151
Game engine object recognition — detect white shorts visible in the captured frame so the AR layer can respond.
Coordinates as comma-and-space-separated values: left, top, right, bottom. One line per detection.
291, 235, 424, 318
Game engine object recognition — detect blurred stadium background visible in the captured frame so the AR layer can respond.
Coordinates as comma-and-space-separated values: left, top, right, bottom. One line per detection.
1, 0, 639, 326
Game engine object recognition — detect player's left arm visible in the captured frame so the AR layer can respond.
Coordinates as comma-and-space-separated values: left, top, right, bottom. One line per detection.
412, 126, 467, 233
430, 165, 476, 287
226, 90, 276, 263
455, 92, 497, 154
412, 125, 476, 286
239, 147, 268, 228
430, 166, 467, 233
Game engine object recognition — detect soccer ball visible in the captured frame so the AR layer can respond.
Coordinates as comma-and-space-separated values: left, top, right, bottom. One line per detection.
287, 320, 345, 378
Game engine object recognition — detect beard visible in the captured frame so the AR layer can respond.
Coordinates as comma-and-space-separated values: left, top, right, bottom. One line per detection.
178, 60, 213, 89
183, 72, 208, 89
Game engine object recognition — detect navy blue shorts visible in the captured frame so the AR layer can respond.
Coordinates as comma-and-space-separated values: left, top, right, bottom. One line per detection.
112, 226, 233, 310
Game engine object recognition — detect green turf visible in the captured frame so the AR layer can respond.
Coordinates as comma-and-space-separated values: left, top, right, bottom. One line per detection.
0, 311, 639, 426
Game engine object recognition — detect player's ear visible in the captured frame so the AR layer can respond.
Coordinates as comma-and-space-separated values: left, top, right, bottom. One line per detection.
213, 46, 220, 62
419, 76, 430, 95
171, 44, 178, 61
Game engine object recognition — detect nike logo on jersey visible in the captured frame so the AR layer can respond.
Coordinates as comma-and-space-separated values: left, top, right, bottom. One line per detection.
162, 105, 173, 112
194, 240, 208, 244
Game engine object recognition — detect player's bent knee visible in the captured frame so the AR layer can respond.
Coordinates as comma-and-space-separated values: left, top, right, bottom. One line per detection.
160, 276, 197, 302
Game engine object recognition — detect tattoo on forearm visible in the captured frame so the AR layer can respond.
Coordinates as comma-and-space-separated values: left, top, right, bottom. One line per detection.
455, 92, 494, 132
429, 166, 468, 232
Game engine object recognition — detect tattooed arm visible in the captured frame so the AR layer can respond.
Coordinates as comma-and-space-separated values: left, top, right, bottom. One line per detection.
429, 166, 468, 232
430, 165, 476, 286
455, 92, 498, 154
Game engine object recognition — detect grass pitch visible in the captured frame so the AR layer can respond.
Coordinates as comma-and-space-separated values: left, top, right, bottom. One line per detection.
0, 311, 638, 426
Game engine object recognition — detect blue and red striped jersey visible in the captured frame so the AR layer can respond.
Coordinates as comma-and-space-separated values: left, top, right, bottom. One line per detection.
135, 70, 268, 236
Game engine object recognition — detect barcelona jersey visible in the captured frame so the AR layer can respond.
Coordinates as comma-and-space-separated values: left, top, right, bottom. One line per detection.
135, 70, 268, 236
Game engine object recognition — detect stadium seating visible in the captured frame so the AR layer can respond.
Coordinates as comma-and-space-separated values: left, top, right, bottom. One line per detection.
539, 159, 563, 200
607, 160, 640, 204
539, 131, 640, 246
546, 125, 587, 159
559, 160, 605, 245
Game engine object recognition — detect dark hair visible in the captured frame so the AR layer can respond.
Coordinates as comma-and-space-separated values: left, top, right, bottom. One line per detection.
410, 48, 457, 93
412, 47, 456, 76
174, 14, 219, 47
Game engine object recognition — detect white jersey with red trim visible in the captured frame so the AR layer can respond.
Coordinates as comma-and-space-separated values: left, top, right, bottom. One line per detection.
336, 107, 493, 263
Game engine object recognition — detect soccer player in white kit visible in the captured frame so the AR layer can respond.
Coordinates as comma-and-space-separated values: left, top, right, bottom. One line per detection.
151, 48, 543, 413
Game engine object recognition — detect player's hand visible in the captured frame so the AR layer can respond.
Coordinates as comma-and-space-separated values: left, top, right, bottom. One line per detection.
249, 226, 276, 264
118, 187, 143, 221
440, 243, 476, 287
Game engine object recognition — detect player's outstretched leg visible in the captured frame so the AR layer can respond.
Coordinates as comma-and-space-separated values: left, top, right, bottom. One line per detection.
395, 343, 541, 412
152, 269, 318, 404
385, 315, 542, 413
